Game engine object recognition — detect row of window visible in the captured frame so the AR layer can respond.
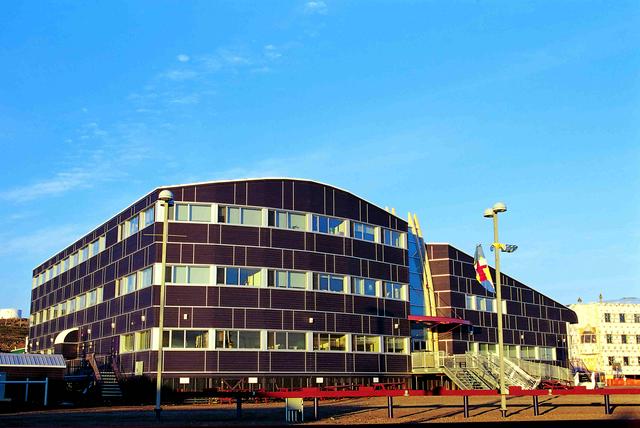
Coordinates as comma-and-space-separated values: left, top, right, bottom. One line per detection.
608, 356, 640, 366
604, 334, 640, 345
33, 236, 107, 287
166, 264, 408, 300
168, 202, 405, 248
471, 343, 556, 361
464, 294, 508, 314
116, 267, 153, 297
31, 287, 104, 325
120, 205, 155, 240
120, 329, 409, 354
604, 313, 640, 323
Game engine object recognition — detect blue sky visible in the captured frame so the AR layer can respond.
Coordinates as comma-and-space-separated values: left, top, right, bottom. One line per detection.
1, 1, 638, 313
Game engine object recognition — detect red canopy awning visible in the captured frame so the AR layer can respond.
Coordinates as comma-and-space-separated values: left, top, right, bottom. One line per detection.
408, 315, 471, 326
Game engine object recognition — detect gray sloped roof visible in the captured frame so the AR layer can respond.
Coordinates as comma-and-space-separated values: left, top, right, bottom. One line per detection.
0, 353, 66, 368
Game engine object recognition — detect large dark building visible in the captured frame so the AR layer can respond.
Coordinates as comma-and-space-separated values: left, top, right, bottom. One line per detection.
28, 178, 576, 391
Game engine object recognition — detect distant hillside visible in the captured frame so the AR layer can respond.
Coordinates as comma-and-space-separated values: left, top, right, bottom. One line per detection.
0, 318, 28, 352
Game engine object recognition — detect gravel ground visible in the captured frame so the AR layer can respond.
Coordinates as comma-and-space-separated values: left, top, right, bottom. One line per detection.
0, 394, 639, 427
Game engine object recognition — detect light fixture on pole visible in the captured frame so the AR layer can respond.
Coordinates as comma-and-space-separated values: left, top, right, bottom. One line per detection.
155, 189, 174, 417
483, 201, 517, 418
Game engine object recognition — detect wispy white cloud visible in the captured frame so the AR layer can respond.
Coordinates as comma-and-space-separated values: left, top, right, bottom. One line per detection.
177, 54, 190, 63
304, 1, 327, 15
3, 169, 93, 203
0, 225, 82, 260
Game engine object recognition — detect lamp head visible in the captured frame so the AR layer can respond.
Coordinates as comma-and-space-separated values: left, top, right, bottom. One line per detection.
483, 208, 494, 218
492, 202, 507, 213
158, 189, 174, 203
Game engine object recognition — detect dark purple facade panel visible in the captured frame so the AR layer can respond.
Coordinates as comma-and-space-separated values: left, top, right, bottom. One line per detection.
521, 289, 533, 303
210, 308, 232, 328
234, 247, 246, 266
205, 352, 218, 372
247, 180, 283, 209
123, 294, 136, 313
305, 234, 315, 252
291, 181, 324, 214
283, 181, 294, 211
109, 298, 122, 318
194, 182, 235, 204
270, 289, 305, 310
381, 299, 406, 318
137, 287, 152, 309
294, 251, 325, 273
163, 243, 181, 264
166, 286, 207, 307
316, 353, 344, 373
326, 312, 335, 332
332, 190, 360, 221
163, 307, 179, 328
233, 308, 246, 329
182, 185, 196, 202
221, 225, 260, 247
179, 308, 193, 328
547, 307, 561, 321
78, 261, 88, 278
170, 223, 209, 244
257, 351, 270, 372
368, 261, 391, 281
369, 317, 389, 335
245, 309, 282, 330
325, 255, 334, 274
207, 287, 220, 307
353, 296, 378, 316
525, 303, 540, 318
324, 189, 334, 216
282, 250, 294, 270
259, 289, 270, 308
164, 351, 205, 372
181, 244, 195, 264
538, 319, 550, 332
315, 234, 344, 255
192, 307, 215, 328
235, 182, 248, 205
271, 229, 305, 250
283, 311, 294, 330
335, 313, 362, 334
247, 247, 282, 269
208, 225, 221, 245
382, 247, 404, 266
315, 292, 344, 313
130, 310, 144, 331
131, 249, 147, 272
293, 311, 322, 331
106, 227, 119, 247
334, 255, 359, 277
124, 235, 139, 257
220, 287, 259, 308
366, 205, 391, 229
271, 352, 305, 372
218, 351, 258, 372
354, 353, 380, 373
385, 355, 409, 373
192, 244, 220, 265
352, 240, 376, 260
99, 251, 110, 269
305, 293, 315, 311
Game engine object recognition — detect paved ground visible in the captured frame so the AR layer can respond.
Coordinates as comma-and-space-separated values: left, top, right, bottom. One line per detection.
1, 394, 639, 427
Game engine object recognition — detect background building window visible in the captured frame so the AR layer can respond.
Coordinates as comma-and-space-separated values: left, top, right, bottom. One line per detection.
619, 313, 626, 323
604, 313, 611, 322
606, 334, 613, 344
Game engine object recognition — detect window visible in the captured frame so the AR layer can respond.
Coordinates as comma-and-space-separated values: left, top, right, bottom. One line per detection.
636, 335, 640, 344
620, 313, 626, 323
353, 335, 380, 352
76, 294, 86, 311
520, 346, 536, 359
465, 295, 476, 310
143, 206, 155, 227
351, 277, 377, 296
268, 270, 306, 289
127, 216, 139, 237
384, 282, 406, 300
172, 203, 212, 222
608, 356, 615, 366
136, 330, 151, 350
267, 331, 306, 350
311, 215, 347, 236
623, 356, 629, 366
635, 314, 640, 323
539, 347, 555, 361
352, 222, 375, 242
67, 299, 76, 314
163, 330, 209, 349
313, 333, 347, 351
621, 334, 627, 344
217, 267, 262, 286
81, 246, 89, 262
382, 229, 403, 248
139, 267, 153, 288
62, 258, 69, 272
606, 334, 613, 344
384, 337, 407, 353
87, 290, 97, 307
218, 206, 262, 226
581, 331, 596, 344
121, 334, 135, 352
314, 274, 344, 293
119, 273, 137, 296
168, 265, 211, 285
57, 302, 66, 317
71, 252, 79, 268
268, 210, 307, 230
604, 313, 611, 322
215, 330, 260, 349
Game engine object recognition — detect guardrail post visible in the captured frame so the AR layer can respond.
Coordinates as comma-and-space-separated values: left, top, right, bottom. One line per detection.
463, 396, 469, 418
44, 378, 49, 407
532, 396, 539, 416
314, 397, 319, 420
24, 378, 29, 403
387, 396, 394, 418
604, 395, 610, 415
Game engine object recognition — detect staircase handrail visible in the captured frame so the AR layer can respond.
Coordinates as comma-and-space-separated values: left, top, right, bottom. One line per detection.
85, 353, 102, 382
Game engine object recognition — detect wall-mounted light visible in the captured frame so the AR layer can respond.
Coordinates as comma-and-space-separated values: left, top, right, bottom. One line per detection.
141, 315, 146, 322
394, 322, 400, 329
308, 317, 314, 324
183, 313, 188, 320
87, 328, 92, 334
111, 322, 116, 329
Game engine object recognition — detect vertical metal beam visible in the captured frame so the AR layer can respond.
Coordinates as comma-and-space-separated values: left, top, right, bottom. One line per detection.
314, 397, 319, 420
387, 396, 394, 418
155, 196, 171, 417
24, 378, 29, 403
492, 214, 507, 418
533, 395, 539, 416
44, 378, 48, 407
463, 396, 470, 418
604, 395, 610, 415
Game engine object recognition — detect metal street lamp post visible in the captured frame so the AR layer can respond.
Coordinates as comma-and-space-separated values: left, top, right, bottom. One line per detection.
155, 189, 173, 417
483, 202, 516, 418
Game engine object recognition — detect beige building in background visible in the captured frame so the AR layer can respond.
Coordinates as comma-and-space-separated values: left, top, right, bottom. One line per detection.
568, 298, 640, 377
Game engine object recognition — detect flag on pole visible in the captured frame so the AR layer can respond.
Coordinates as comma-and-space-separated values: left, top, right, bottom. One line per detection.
474, 244, 495, 292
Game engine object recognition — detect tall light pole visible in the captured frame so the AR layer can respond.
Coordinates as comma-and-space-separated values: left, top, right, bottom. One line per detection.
155, 189, 173, 417
483, 202, 515, 418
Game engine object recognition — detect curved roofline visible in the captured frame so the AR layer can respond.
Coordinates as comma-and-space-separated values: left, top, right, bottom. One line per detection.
156, 177, 406, 221
34, 177, 405, 273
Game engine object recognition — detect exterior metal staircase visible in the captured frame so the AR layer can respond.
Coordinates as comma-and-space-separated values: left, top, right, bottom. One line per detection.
87, 353, 123, 402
